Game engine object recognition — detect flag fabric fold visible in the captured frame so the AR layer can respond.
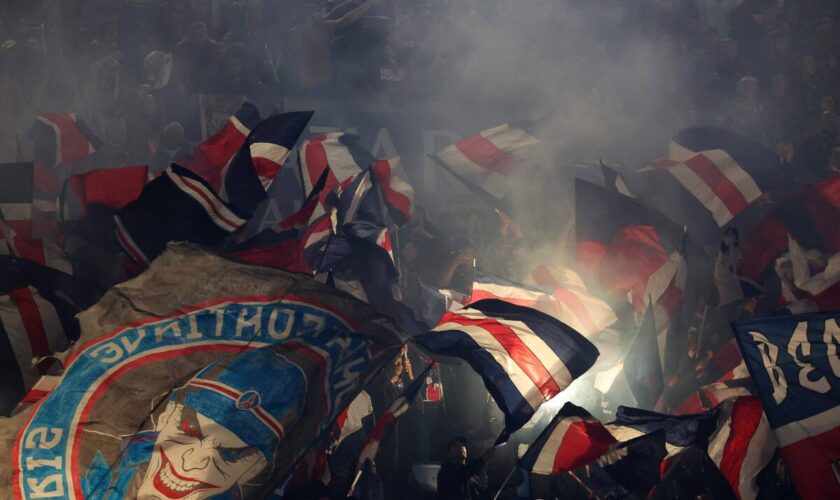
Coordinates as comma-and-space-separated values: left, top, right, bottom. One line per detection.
734, 311, 840, 500
414, 299, 598, 443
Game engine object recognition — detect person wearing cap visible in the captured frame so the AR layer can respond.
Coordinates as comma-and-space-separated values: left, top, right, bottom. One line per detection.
437, 437, 493, 499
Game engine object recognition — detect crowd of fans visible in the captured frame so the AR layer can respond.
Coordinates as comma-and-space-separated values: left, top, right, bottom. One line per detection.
2, 1, 840, 498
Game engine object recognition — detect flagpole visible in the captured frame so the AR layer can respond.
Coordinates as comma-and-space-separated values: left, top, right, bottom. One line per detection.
492, 463, 517, 500
426, 153, 505, 215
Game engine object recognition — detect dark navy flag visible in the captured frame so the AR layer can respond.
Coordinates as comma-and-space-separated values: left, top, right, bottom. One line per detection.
221, 111, 313, 216
649, 445, 736, 500
414, 299, 599, 444
733, 311, 840, 500
231, 169, 330, 273
521, 402, 617, 474
624, 303, 664, 410
627, 127, 782, 245
115, 164, 247, 266
606, 405, 718, 457
576, 430, 667, 499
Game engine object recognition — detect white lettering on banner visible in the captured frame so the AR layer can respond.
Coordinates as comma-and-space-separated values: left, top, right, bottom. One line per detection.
750, 331, 788, 404
153, 321, 181, 343
234, 307, 261, 338
789, 321, 831, 394
24, 428, 63, 450
268, 308, 295, 340
302, 312, 326, 337
826, 318, 840, 378
25, 457, 62, 471
27, 475, 64, 498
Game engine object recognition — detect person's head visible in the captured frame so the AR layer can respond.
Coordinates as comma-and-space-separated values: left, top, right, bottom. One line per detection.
770, 73, 788, 99
138, 346, 307, 499
737, 76, 760, 104
162, 122, 185, 151
190, 21, 209, 42
446, 437, 468, 464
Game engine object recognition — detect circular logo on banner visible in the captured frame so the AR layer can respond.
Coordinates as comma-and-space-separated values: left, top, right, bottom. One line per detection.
236, 390, 262, 410
13, 296, 368, 500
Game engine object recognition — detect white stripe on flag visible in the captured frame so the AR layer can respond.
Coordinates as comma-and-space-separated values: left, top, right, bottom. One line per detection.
0, 203, 32, 221
30, 291, 67, 353
250, 142, 291, 167
435, 321, 544, 410
481, 123, 540, 153
167, 169, 245, 232
454, 308, 574, 392
532, 416, 584, 474
230, 115, 250, 136
0, 295, 38, 388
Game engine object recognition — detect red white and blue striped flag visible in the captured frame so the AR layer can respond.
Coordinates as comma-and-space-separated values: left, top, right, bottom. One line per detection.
521, 402, 617, 474
415, 299, 599, 443
470, 269, 616, 337
433, 121, 540, 202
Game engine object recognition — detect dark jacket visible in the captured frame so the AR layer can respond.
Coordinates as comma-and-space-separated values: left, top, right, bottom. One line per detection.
437, 458, 485, 499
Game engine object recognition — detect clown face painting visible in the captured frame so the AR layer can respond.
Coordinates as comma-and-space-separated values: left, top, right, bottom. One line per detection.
137, 399, 268, 499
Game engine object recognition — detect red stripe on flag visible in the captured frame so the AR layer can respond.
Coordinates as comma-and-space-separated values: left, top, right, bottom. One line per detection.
682, 154, 749, 216
455, 133, 518, 176
445, 313, 561, 400
43, 114, 91, 165
718, 397, 763, 500
531, 264, 560, 289
552, 420, 616, 473
9, 288, 51, 359
552, 288, 597, 335
178, 176, 242, 230
372, 160, 412, 220
251, 157, 283, 182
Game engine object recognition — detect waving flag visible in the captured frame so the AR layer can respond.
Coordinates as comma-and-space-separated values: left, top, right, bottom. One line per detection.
628, 127, 782, 244
356, 364, 432, 468
180, 101, 262, 189
115, 164, 247, 266
433, 120, 541, 203
1, 243, 406, 499
0, 214, 73, 274
0, 286, 78, 414
299, 132, 374, 199
739, 175, 840, 283
471, 269, 616, 337
624, 304, 664, 410
707, 396, 776, 500
33, 113, 101, 168
0, 163, 34, 235
574, 430, 668, 499
231, 169, 330, 273
734, 311, 840, 499
221, 111, 313, 216
521, 402, 617, 474
60, 165, 148, 222
415, 299, 598, 443
371, 157, 414, 226
606, 406, 718, 458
